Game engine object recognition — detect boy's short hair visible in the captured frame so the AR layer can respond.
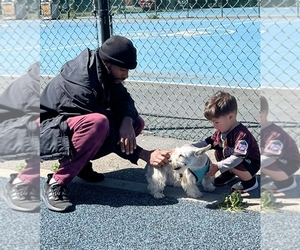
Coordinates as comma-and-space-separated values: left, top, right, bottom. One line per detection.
204, 91, 238, 120
260, 96, 269, 114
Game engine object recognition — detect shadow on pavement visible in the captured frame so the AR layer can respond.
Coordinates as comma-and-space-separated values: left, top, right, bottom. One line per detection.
103, 167, 147, 183
40, 170, 264, 211
57, 180, 180, 208
103, 168, 261, 197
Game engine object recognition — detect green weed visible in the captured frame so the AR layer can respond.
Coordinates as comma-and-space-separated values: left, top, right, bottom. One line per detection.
261, 190, 283, 211
219, 191, 248, 212
51, 162, 59, 172
16, 163, 26, 172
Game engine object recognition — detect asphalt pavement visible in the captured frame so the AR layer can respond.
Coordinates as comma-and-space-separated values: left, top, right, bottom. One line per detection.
0, 135, 299, 249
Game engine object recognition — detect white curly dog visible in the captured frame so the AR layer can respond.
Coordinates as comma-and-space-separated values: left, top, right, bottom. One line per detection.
146, 144, 215, 199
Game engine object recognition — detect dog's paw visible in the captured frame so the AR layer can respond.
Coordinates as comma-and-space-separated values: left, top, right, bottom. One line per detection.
172, 180, 182, 188
204, 184, 215, 192
153, 192, 165, 199
187, 191, 203, 198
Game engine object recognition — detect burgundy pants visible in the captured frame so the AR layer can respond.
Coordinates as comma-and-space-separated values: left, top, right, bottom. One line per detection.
53, 113, 144, 186
18, 156, 40, 187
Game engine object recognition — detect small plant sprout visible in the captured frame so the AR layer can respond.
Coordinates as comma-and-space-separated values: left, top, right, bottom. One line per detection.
51, 162, 59, 172
16, 163, 26, 172
261, 190, 283, 211
219, 191, 248, 212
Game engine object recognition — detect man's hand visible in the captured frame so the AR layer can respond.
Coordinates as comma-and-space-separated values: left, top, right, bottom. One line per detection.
207, 163, 219, 177
139, 149, 171, 167
119, 117, 136, 155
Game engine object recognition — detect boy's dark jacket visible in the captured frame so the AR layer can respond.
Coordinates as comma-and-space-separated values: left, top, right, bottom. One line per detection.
0, 62, 40, 161
40, 48, 139, 160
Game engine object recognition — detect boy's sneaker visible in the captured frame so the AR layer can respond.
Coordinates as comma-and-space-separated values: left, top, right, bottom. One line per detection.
41, 173, 75, 212
214, 171, 236, 186
0, 173, 40, 213
261, 176, 297, 193
231, 176, 258, 193
77, 162, 105, 183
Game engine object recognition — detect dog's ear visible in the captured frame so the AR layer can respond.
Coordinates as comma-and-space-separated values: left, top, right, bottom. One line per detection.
194, 144, 211, 157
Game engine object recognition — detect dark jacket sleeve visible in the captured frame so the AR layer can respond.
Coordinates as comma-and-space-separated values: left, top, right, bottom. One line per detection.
109, 83, 138, 121
0, 62, 40, 122
40, 79, 60, 121
40, 49, 139, 122
0, 62, 40, 161
41, 49, 109, 121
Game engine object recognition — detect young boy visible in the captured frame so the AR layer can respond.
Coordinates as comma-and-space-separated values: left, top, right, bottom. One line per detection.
193, 91, 260, 193
260, 96, 299, 192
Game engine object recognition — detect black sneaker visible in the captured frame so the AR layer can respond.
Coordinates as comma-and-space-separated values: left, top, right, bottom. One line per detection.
77, 162, 105, 183
231, 176, 258, 193
41, 173, 75, 212
0, 173, 40, 213
214, 171, 236, 186
261, 176, 297, 193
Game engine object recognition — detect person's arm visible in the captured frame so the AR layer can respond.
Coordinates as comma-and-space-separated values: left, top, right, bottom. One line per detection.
110, 83, 138, 120
139, 148, 171, 167
192, 135, 216, 149
40, 82, 60, 121
110, 84, 139, 154
261, 155, 277, 168
208, 131, 250, 175
262, 137, 284, 166
217, 155, 244, 173
119, 116, 136, 155
206, 155, 243, 176
192, 140, 208, 148
0, 62, 40, 121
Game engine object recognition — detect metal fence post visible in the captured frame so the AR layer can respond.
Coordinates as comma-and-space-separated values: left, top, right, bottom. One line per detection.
218, 0, 223, 18
98, 0, 111, 43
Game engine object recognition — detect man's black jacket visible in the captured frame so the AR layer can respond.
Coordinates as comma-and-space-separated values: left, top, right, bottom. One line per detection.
40, 48, 139, 160
40, 48, 138, 122
0, 62, 40, 161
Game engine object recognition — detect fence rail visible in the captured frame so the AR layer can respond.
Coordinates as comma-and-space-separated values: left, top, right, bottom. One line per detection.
0, 1, 299, 145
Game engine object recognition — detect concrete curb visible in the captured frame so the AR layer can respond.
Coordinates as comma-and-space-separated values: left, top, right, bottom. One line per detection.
43, 168, 260, 212
72, 176, 261, 211
0, 167, 261, 211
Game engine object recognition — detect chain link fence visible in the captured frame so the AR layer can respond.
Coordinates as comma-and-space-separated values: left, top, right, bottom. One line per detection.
0, 0, 299, 145
0, 2, 40, 249
109, 3, 261, 141
0, 4, 40, 91
260, 0, 300, 149
0, 0, 299, 248
260, 4, 300, 250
